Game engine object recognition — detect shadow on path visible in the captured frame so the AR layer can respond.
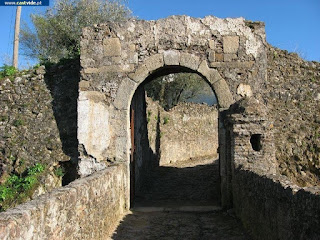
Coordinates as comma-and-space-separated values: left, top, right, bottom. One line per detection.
111, 158, 252, 239
134, 158, 221, 207
112, 210, 251, 240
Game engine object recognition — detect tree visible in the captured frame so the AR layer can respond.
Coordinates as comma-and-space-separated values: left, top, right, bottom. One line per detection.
20, 0, 132, 63
145, 73, 216, 110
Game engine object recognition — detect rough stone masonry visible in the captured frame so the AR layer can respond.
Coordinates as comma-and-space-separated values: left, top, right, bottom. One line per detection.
78, 15, 268, 178
0, 15, 319, 240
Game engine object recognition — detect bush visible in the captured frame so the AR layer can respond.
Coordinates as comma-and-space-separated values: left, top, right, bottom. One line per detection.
0, 163, 45, 211
21, 0, 132, 63
0, 65, 17, 78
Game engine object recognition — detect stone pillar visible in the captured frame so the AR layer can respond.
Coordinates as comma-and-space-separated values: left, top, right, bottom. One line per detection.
223, 97, 278, 208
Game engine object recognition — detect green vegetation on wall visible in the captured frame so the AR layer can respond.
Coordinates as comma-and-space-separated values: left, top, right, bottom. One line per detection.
0, 163, 45, 212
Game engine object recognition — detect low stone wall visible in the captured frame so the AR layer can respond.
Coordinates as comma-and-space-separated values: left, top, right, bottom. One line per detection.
225, 98, 320, 239
233, 168, 320, 240
0, 164, 128, 240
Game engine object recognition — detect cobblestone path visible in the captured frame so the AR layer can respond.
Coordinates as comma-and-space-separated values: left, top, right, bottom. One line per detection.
112, 210, 251, 240
135, 157, 221, 207
111, 157, 251, 239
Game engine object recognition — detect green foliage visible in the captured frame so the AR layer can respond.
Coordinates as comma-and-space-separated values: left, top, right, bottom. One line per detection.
33, 63, 41, 69
163, 116, 169, 125
145, 73, 215, 110
0, 163, 45, 211
21, 0, 132, 63
0, 115, 7, 122
54, 166, 65, 177
0, 65, 17, 78
13, 119, 25, 127
8, 155, 16, 162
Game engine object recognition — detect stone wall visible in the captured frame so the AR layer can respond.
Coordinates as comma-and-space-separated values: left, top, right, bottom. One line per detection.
78, 15, 267, 176
226, 98, 320, 240
233, 169, 320, 240
0, 163, 128, 240
146, 97, 218, 165
0, 59, 80, 210
264, 46, 320, 186
0, 66, 68, 208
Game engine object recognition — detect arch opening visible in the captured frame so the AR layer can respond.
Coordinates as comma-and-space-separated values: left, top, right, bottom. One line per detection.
129, 66, 221, 208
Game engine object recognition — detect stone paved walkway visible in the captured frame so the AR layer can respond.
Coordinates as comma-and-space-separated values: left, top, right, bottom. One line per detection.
111, 157, 251, 239
111, 211, 251, 240
134, 157, 221, 207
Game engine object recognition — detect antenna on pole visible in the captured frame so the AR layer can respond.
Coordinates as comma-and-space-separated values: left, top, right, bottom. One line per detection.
13, 6, 22, 69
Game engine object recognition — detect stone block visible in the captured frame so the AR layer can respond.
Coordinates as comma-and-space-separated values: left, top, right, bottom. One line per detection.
223, 36, 239, 54
112, 56, 122, 64
78, 91, 110, 162
197, 60, 220, 83
84, 65, 135, 74
208, 39, 215, 49
224, 53, 238, 62
180, 53, 200, 70
212, 79, 234, 108
145, 54, 164, 73
113, 78, 137, 110
128, 52, 138, 64
129, 44, 136, 52
215, 53, 224, 62
103, 38, 121, 56
237, 83, 253, 97
79, 80, 90, 91
208, 50, 215, 62
164, 50, 180, 65
129, 64, 149, 84
209, 61, 254, 68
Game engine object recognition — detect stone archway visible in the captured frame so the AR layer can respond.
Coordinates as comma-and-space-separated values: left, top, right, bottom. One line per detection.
114, 52, 233, 110
77, 15, 268, 209
122, 53, 234, 206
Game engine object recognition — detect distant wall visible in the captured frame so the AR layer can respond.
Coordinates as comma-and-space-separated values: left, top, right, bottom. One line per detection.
146, 97, 218, 165
0, 164, 128, 240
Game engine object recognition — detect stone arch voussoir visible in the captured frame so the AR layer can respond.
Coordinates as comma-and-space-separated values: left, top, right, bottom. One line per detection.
114, 52, 234, 110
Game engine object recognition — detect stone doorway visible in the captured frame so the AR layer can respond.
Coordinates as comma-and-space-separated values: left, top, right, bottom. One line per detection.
129, 68, 222, 209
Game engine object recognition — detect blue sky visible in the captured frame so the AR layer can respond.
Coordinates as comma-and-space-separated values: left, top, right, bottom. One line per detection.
0, 0, 319, 69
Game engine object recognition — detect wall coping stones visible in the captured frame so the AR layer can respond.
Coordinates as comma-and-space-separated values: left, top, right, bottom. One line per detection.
0, 164, 128, 240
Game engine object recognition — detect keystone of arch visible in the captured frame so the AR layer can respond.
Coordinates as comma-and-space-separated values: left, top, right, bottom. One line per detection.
128, 52, 201, 84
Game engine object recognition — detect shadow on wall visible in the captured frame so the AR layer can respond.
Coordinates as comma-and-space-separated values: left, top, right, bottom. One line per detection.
232, 168, 320, 240
44, 58, 80, 185
130, 85, 161, 199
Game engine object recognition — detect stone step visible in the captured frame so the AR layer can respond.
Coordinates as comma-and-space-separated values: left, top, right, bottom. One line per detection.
132, 205, 222, 213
